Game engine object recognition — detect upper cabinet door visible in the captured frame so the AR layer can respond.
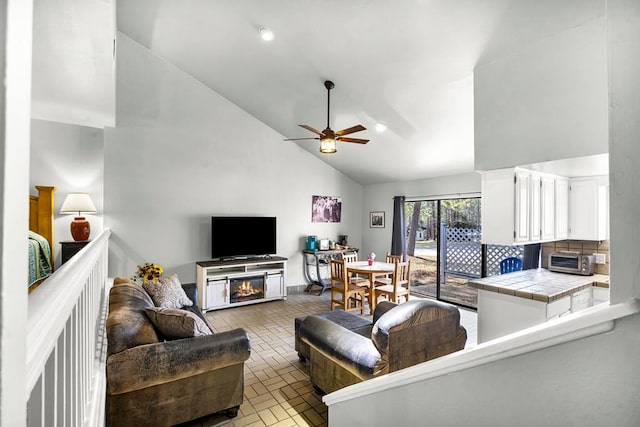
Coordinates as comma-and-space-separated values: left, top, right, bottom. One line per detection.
569, 177, 608, 240
541, 175, 556, 240
481, 168, 518, 245
530, 173, 542, 241
514, 170, 531, 243
554, 178, 569, 240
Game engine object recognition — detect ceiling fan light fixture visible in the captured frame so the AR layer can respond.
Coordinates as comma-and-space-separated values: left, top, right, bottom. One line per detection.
375, 122, 387, 133
259, 26, 274, 41
319, 137, 337, 154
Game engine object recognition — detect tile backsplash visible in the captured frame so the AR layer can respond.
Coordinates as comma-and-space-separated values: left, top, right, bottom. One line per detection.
541, 240, 609, 275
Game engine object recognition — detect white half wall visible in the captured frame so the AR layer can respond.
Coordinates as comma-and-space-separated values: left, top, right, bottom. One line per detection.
105, 34, 363, 286
30, 119, 105, 268
474, 12, 608, 171
361, 172, 480, 257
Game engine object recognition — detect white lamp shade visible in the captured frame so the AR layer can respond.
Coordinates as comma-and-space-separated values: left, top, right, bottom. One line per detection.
60, 193, 97, 215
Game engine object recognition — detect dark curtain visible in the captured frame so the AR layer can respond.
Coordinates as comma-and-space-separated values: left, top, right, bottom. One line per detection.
522, 243, 541, 270
390, 196, 406, 260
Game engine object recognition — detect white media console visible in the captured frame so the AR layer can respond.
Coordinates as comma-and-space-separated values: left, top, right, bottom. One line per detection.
195, 256, 287, 311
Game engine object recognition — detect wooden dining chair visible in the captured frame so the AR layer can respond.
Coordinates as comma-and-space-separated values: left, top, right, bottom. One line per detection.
340, 251, 371, 300
385, 252, 402, 264
341, 251, 358, 263
330, 259, 366, 314
382, 252, 403, 278
374, 260, 411, 305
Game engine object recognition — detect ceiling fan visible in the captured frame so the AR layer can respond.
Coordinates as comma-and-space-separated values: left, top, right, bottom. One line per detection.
285, 80, 369, 154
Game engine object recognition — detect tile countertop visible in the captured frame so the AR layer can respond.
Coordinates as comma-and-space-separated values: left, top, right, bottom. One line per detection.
468, 268, 609, 303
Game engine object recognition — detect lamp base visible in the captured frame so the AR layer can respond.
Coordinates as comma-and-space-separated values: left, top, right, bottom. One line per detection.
70, 217, 90, 241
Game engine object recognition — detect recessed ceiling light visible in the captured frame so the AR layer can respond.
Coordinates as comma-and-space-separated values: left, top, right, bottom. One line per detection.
375, 122, 387, 133
259, 26, 274, 41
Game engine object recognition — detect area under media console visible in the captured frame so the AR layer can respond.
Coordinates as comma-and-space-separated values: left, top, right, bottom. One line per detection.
196, 256, 287, 311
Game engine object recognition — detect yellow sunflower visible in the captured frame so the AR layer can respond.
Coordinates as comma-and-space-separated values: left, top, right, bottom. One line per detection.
135, 262, 164, 282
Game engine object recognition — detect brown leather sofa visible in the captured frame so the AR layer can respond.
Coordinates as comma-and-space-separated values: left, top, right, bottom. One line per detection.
299, 299, 467, 394
106, 278, 250, 426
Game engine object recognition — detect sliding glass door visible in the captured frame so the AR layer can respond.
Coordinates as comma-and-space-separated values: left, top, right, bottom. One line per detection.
405, 201, 438, 299
406, 198, 481, 309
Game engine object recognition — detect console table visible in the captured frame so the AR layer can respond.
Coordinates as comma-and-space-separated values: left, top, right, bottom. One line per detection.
196, 257, 287, 311
302, 248, 359, 295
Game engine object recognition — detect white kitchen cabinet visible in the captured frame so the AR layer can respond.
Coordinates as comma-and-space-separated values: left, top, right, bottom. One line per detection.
476, 290, 571, 343
592, 286, 610, 305
481, 168, 517, 245
540, 175, 556, 240
570, 288, 592, 312
530, 173, 542, 241
514, 170, 531, 243
482, 168, 567, 245
554, 177, 569, 239
568, 176, 608, 241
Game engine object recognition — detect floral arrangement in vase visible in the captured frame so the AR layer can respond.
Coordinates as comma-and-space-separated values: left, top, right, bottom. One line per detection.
134, 262, 164, 283
367, 252, 376, 265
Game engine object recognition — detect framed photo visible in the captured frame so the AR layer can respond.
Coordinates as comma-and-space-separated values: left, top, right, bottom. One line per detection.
312, 195, 342, 223
370, 211, 385, 228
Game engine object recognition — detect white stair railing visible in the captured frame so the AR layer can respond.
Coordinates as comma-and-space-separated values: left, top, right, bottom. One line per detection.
26, 229, 111, 427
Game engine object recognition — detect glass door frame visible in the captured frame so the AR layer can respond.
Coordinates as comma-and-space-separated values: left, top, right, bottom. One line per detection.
407, 197, 482, 311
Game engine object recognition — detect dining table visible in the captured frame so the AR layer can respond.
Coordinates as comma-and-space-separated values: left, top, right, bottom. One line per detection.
346, 261, 395, 314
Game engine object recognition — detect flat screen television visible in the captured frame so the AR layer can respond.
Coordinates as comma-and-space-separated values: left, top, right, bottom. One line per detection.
211, 216, 277, 259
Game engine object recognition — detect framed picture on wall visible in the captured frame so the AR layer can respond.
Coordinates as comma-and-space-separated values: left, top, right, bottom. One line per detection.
312, 195, 342, 223
370, 211, 385, 228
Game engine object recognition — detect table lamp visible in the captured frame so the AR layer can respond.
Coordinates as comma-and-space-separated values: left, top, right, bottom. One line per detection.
59, 193, 97, 241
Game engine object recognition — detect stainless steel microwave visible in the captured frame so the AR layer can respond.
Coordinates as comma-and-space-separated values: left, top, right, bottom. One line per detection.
548, 251, 595, 275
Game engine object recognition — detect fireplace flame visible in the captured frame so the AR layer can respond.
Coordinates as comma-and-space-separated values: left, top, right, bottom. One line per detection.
235, 280, 263, 297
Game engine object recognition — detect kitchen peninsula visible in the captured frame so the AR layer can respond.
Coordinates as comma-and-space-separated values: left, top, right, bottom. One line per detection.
469, 269, 609, 343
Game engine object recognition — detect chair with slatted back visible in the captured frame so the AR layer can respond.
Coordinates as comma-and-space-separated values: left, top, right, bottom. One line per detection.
382, 252, 402, 279
341, 251, 358, 263
385, 252, 402, 264
340, 251, 371, 300
499, 257, 523, 274
374, 260, 411, 304
330, 259, 366, 314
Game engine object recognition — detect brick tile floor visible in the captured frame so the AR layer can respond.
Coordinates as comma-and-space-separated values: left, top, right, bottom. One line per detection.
178, 288, 477, 427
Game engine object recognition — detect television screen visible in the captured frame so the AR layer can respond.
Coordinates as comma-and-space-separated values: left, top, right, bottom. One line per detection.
211, 216, 277, 259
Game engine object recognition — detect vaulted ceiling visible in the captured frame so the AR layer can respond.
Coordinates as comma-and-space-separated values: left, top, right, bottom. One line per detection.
32, 0, 605, 185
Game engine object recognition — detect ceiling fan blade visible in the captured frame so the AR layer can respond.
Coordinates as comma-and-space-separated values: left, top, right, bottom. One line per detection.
338, 137, 369, 144
284, 137, 320, 141
298, 124, 325, 136
335, 124, 366, 136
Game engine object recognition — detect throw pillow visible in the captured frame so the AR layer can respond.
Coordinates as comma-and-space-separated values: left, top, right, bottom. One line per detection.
143, 273, 193, 309
145, 307, 212, 340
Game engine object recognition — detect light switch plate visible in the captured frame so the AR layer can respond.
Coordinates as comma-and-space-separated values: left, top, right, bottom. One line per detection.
593, 253, 606, 264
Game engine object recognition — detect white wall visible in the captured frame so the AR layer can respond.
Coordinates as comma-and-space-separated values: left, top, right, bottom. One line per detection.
104, 34, 363, 286
30, 119, 104, 268
1, 0, 33, 424
608, 0, 640, 303
361, 172, 480, 257
474, 13, 608, 171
